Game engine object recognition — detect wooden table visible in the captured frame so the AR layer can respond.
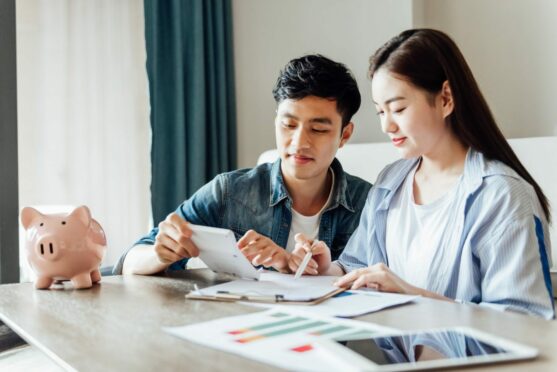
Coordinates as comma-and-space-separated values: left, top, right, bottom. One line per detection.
0, 269, 555, 371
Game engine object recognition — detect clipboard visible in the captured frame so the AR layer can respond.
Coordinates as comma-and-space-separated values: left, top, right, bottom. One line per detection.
185, 286, 345, 305
186, 268, 343, 305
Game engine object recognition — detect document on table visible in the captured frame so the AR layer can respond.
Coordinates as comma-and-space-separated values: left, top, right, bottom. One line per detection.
243, 289, 419, 317
164, 308, 398, 371
188, 271, 342, 302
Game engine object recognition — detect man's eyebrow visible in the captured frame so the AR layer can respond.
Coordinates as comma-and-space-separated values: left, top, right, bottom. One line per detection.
309, 117, 333, 125
372, 96, 406, 105
279, 113, 332, 125
281, 113, 298, 120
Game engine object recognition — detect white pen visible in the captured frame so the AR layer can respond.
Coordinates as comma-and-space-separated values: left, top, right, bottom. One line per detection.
294, 242, 314, 280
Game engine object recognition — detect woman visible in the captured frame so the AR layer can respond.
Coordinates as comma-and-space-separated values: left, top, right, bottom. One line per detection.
290, 29, 554, 319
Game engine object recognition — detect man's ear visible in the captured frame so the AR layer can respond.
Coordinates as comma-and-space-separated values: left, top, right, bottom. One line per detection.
440, 80, 454, 119
339, 122, 354, 148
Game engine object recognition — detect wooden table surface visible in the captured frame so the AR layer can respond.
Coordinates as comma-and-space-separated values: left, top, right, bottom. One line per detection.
0, 269, 555, 371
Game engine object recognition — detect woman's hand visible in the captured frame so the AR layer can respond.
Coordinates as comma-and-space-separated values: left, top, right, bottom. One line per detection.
334, 263, 418, 293
334, 263, 452, 301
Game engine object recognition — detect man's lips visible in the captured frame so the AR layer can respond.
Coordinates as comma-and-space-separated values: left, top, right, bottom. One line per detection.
391, 137, 406, 146
289, 154, 313, 164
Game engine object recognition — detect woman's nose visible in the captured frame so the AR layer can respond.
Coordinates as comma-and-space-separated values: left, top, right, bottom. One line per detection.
380, 115, 398, 134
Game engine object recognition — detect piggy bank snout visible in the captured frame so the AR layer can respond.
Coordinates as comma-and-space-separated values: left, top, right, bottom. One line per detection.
34, 235, 61, 261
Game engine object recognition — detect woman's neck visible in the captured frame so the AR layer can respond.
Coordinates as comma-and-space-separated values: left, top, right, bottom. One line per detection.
413, 135, 469, 205
418, 135, 468, 176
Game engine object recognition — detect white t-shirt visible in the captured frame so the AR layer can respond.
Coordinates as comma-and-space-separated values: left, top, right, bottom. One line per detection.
386, 162, 466, 292
285, 168, 335, 252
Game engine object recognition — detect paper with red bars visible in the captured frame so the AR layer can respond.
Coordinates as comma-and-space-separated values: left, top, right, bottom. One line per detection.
164, 308, 397, 371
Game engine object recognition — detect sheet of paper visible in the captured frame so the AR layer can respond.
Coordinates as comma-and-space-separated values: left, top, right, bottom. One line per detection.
242, 290, 418, 317
164, 308, 397, 371
192, 271, 339, 301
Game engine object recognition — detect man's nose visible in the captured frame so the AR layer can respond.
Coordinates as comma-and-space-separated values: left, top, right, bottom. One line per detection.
291, 127, 310, 148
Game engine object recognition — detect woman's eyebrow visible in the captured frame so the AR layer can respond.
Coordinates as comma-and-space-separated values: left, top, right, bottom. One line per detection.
372, 96, 406, 105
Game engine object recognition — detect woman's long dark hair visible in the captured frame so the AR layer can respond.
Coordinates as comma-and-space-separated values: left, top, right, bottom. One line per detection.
369, 29, 551, 223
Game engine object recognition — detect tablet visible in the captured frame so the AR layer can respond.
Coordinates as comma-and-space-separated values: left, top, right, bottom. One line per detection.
315, 327, 537, 371
189, 224, 260, 280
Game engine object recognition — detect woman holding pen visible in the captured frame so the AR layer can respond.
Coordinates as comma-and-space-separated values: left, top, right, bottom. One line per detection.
290, 29, 554, 319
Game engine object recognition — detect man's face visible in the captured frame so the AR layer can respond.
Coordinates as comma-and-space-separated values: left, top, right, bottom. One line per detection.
275, 96, 353, 185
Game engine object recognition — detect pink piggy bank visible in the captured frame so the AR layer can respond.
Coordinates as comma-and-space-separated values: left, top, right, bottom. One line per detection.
20, 205, 107, 289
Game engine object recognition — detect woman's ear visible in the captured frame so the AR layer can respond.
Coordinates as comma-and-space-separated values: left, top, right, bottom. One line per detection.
440, 80, 454, 119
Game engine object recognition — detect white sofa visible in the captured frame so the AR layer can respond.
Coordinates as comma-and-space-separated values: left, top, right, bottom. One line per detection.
258, 136, 557, 287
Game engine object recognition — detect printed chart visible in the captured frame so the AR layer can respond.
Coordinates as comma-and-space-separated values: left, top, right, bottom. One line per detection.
165, 309, 397, 371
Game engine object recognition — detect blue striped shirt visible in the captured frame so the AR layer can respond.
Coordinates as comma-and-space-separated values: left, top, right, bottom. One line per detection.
338, 149, 555, 319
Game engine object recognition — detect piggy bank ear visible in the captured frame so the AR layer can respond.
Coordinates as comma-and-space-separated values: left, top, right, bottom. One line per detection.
20, 207, 43, 230
68, 205, 92, 227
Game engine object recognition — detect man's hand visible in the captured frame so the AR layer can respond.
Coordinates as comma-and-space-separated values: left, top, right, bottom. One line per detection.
237, 230, 289, 272
288, 233, 331, 275
154, 212, 200, 264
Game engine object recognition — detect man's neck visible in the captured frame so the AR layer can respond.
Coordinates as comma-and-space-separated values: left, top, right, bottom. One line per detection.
283, 168, 333, 216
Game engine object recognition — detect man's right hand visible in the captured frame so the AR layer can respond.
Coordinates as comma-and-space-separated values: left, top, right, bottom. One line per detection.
154, 212, 200, 264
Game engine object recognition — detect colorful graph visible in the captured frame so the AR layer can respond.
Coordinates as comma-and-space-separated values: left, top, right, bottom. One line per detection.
225, 311, 378, 344
166, 309, 396, 371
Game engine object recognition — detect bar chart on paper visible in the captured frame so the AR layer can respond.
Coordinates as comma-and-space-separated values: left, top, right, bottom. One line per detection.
165, 309, 397, 371
228, 311, 385, 344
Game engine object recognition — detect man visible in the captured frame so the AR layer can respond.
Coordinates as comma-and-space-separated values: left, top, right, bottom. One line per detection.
114, 54, 371, 275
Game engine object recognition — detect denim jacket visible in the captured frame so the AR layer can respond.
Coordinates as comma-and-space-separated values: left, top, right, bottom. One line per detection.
113, 158, 372, 274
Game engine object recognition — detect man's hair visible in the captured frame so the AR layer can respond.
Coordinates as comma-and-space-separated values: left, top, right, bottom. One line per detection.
272, 54, 361, 128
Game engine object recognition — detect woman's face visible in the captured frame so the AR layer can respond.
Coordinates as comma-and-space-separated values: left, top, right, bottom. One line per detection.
371, 68, 453, 159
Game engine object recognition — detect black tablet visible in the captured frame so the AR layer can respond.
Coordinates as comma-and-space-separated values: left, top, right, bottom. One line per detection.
316, 327, 537, 371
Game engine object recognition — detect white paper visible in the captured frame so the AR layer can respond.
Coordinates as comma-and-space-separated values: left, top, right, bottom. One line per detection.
243, 290, 418, 317
164, 308, 397, 371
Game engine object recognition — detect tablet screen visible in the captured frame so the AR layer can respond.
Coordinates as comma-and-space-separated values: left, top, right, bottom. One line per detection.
337, 329, 509, 366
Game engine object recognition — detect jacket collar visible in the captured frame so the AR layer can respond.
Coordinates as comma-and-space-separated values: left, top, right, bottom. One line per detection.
269, 158, 355, 212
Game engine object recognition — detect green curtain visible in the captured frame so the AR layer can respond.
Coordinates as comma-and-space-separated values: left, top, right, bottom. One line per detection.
144, 0, 237, 224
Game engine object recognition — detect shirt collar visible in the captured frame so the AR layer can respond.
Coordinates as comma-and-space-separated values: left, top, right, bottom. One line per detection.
373, 148, 520, 211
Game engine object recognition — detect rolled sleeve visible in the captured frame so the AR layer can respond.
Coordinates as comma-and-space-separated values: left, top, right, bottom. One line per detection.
337, 195, 376, 273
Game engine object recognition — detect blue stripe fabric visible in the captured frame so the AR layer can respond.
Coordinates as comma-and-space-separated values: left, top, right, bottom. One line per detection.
337, 149, 555, 319
534, 215, 555, 314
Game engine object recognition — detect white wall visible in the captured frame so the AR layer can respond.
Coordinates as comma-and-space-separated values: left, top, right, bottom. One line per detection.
232, 0, 414, 168
413, 0, 557, 139
17, 0, 151, 275
234, 0, 557, 167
